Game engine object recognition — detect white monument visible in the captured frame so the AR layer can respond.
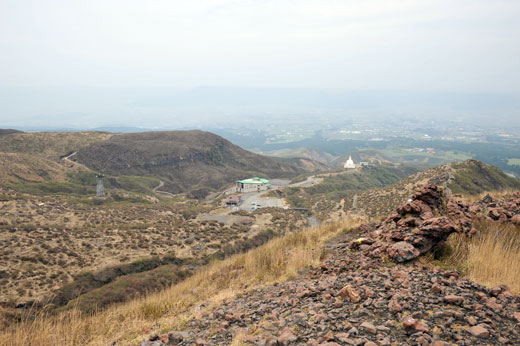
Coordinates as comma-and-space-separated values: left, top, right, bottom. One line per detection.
344, 155, 356, 169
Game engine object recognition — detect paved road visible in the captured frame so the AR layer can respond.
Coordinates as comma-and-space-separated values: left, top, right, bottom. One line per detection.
60, 151, 90, 171
153, 180, 176, 196
288, 176, 323, 187
239, 191, 284, 211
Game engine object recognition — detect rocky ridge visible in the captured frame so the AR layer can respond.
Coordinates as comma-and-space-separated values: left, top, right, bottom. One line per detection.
140, 185, 520, 345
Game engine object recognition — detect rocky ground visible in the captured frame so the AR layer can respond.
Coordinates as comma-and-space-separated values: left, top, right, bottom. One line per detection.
141, 185, 520, 345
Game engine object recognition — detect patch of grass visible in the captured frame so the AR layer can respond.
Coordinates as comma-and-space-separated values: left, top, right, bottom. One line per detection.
290, 174, 308, 184
50, 256, 186, 309
62, 265, 191, 314
71, 194, 151, 205
379, 148, 472, 164
116, 176, 161, 194
68, 172, 161, 195
433, 220, 520, 293
9, 181, 94, 196
449, 160, 520, 195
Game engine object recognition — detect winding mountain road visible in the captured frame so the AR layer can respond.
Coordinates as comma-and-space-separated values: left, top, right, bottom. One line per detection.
153, 180, 176, 196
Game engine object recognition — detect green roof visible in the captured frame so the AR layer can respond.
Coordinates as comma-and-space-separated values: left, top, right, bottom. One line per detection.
236, 177, 270, 184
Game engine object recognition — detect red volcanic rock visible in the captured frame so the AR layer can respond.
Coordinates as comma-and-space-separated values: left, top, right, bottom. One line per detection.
488, 208, 503, 220
388, 300, 402, 313
402, 316, 416, 331
387, 241, 420, 263
513, 312, 520, 323
338, 285, 361, 302
444, 295, 464, 305
349, 184, 476, 264
468, 325, 489, 338
412, 184, 445, 211
414, 321, 429, 333
431, 283, 443, 294
360, 321, 377, 334
414, 216, 457, 254
277, 327, 297, 345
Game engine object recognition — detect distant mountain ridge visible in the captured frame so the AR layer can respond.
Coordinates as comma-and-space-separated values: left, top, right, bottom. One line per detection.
0, 129, 23, 136
73, 130, 325, 195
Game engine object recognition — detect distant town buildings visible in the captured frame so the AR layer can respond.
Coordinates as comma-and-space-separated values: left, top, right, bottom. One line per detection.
344, 155, 356, 169
236, 177, 270, 192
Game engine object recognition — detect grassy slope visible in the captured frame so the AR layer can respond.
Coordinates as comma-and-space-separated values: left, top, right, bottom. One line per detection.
0, 218, 364, 346
0, 132, 112, 161
284, 165, 419, 217
0, 153, 69, 184
448, 160, 520, 195
353, 160, 520, 218
0, 132, 110, 193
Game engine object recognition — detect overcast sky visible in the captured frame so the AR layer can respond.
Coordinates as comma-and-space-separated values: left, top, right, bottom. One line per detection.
1, 0, 519, 93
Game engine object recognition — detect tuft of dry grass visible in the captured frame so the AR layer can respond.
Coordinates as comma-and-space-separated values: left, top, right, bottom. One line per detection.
440, 220, 520, 293
457, 189, 519, 203
0, 217, 364, 346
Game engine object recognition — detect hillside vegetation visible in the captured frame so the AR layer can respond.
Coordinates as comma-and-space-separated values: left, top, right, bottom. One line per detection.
283, 165, 419, 220
74, 131, 324, 196
0, 218, 364, 346
351, 160, 520, 217
0, 130, 324, 198
0, 131, 112, 161
0, 153, 70, 184
0, 186, 306, 314
449, 160, 520, 195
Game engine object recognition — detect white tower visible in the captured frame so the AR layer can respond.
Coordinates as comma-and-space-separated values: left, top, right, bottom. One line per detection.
344, 155, 355, 169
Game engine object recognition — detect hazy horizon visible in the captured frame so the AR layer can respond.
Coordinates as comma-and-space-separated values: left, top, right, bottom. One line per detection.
1, 1, 520, 129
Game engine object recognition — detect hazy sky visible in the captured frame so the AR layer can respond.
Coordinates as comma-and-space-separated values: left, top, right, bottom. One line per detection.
1, 0, 520, 93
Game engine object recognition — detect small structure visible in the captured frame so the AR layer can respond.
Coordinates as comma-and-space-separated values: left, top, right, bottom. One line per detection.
225, 195, 241, 207
96, 174, 105, 197
344, 155, 356, 169
236, 177, 270, 193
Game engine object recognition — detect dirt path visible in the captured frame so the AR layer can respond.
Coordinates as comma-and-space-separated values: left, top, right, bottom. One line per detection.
153, 180, 176, 196
60, 151, 90, 171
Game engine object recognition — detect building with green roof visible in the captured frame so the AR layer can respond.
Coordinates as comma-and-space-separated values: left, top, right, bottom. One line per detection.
236, 177, 270, 192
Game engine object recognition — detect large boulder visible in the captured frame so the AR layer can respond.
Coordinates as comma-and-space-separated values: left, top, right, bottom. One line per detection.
387, 242, 420, 263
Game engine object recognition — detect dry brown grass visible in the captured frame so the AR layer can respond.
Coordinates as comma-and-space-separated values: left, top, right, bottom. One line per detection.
0, 217, 364, 346
440, 220, 520, 293
457, 189, 519, 203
